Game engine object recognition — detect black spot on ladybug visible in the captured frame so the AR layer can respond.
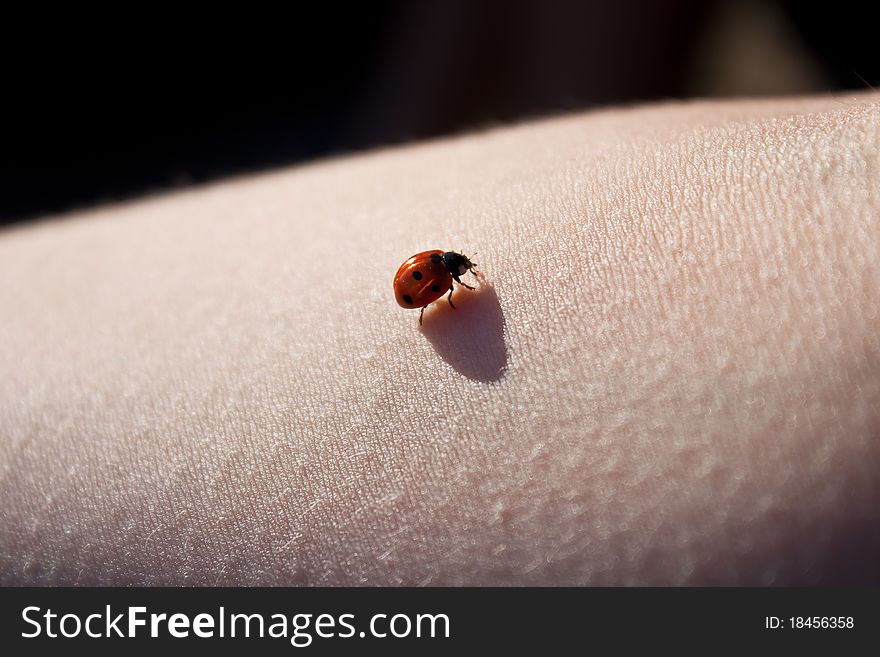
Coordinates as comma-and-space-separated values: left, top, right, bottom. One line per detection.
431, 284, 441, 292
430, 253, 442, 264
412, 271, 423, 280
402, 294, 413, 305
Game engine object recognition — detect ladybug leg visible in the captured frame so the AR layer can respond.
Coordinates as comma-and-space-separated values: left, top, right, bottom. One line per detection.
447, 285, 456, 310
452, 274, 475, 291
419, 305, 427, 325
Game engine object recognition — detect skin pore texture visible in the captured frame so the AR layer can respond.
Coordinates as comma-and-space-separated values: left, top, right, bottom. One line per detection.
1, 93, 878, 586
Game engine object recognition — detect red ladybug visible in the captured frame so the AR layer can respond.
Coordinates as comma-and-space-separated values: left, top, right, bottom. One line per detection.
394, 250, 478, 324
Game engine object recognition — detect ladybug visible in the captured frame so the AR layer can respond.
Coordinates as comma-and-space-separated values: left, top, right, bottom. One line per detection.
394, 250, 478, 324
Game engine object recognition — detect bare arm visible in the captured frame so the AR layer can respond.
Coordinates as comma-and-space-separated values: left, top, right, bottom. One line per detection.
1, 92, 878, 585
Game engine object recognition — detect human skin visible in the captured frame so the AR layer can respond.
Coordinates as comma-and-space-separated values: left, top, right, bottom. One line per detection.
0, 93, 878, 585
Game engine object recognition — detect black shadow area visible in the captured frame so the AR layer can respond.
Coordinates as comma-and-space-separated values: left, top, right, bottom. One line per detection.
419, 283, 508, 383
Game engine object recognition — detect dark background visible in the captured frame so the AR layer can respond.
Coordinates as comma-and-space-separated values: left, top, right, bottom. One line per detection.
1, 0, 876, 226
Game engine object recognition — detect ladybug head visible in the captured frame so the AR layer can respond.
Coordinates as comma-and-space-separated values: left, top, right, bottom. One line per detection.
442, 251, 476, 277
